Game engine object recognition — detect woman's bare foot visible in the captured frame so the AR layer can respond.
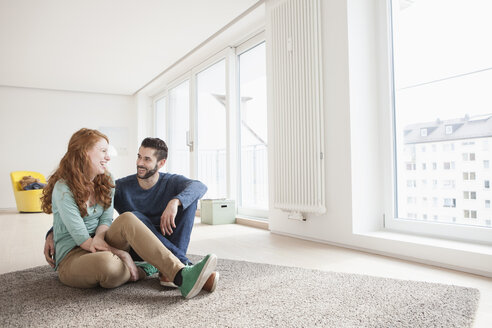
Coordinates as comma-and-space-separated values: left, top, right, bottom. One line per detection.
110, 247, 141, 282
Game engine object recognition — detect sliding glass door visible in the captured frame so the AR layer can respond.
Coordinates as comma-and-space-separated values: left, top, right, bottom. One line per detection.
238, 42, 268, 211
196, 59, 227, 199
153, 38, 268, 218
167, 80, 190, 177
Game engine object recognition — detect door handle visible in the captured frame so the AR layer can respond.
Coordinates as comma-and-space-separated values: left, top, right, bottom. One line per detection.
186, 131, 194, 152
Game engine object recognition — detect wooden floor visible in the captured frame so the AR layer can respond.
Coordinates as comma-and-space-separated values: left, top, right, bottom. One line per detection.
1, 209, 491, 327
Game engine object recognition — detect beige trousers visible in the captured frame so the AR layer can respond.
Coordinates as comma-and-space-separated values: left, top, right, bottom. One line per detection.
57, 212, 185, 288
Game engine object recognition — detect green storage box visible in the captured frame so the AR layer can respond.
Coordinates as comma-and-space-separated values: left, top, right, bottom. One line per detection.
200, 199, 236, 225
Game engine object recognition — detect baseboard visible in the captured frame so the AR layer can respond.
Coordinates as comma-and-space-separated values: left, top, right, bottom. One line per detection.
236, 217, 269, 230
0, 208, 18, 213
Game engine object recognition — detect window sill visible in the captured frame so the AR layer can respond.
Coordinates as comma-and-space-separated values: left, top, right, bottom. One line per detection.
352, 229, 492, 277
356, 230, 492, 255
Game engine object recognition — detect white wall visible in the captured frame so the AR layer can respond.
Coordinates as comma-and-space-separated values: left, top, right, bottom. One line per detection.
0, 86, 137, 209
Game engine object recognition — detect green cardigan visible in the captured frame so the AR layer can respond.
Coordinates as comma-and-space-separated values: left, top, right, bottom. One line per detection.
52, 179, 114, 270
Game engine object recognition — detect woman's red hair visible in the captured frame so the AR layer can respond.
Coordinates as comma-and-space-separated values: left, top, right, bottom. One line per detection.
41, 128, 114, 217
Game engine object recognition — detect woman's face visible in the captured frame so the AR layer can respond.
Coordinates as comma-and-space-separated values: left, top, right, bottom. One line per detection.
87, 138, 110, 178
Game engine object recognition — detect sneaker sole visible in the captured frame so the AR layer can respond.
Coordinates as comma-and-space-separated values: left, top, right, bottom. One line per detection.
208, 271, 219, 293
160, 280, 178, 288
185, 254, 217, 299
163, 273, 218, 291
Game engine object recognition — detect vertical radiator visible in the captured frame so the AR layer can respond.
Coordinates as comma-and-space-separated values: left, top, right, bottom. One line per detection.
267, 0, 325, 217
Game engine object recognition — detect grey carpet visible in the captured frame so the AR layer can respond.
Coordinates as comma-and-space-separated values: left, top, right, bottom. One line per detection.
0, 255, 480, 328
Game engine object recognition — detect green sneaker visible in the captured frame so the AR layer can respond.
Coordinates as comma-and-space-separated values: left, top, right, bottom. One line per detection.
179, 254, 217, 299
134, 262, 159, 276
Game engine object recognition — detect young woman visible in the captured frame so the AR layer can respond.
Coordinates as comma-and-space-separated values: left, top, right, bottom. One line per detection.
41, 128, 216, 299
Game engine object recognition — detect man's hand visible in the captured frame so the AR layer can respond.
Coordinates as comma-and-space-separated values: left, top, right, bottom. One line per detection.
160, 199, 181, 236
110, 247, 142, 281
44, 232, 55, 268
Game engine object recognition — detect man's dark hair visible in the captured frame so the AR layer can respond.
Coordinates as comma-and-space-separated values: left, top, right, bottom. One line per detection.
141, 137, 168, 161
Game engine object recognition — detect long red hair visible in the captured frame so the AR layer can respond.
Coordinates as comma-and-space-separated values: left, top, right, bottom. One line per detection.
41, 128, 114, 217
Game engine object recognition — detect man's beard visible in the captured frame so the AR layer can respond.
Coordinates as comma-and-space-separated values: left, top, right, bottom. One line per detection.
137, 164, 159, 179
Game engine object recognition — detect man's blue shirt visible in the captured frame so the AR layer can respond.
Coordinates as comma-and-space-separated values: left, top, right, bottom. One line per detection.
114, 172, 207, 225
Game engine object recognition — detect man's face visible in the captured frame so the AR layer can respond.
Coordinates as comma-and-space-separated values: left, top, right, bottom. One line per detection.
136, 146, 163, 179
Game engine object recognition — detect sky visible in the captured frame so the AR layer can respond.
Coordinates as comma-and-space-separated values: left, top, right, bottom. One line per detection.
393, 0, 492, 125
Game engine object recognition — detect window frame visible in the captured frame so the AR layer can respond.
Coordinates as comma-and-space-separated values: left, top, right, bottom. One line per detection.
381, 0, 492, 244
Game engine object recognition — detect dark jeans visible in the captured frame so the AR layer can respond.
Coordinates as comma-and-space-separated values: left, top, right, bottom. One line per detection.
129, 201, 197, 265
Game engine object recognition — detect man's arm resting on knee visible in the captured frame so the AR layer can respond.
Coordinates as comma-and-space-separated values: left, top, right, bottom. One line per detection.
160, 198, 181, 236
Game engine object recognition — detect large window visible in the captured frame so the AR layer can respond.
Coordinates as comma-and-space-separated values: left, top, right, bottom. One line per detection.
168, 80, 190, 177
238, 42, 268, 211
196, 59, 227, 199
390, 0, 492, 237
152, 37, 268, 218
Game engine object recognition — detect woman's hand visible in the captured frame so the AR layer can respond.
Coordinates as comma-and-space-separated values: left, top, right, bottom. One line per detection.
79, 235, 110, 253
88, 224, 110, 253
90, 235, 110, 253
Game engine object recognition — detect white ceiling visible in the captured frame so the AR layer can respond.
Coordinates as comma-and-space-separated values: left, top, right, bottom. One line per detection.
0, 0, 260, 95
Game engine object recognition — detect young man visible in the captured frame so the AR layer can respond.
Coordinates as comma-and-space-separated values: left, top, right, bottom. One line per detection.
44, 137, 218, 291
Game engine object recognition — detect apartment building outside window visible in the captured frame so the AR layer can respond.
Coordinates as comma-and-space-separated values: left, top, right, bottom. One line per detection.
443, 198, 456, 208
463, 172, 477, 181
442, 180, 454, 189
443, 162, 454, 170
463, 191, 477, 200
445, 125, 453, 134
406, 163, 416, 170
464, 210, 478, 219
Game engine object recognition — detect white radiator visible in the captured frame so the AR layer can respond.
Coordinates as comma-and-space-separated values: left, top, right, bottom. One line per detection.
267, 0, 325, 216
